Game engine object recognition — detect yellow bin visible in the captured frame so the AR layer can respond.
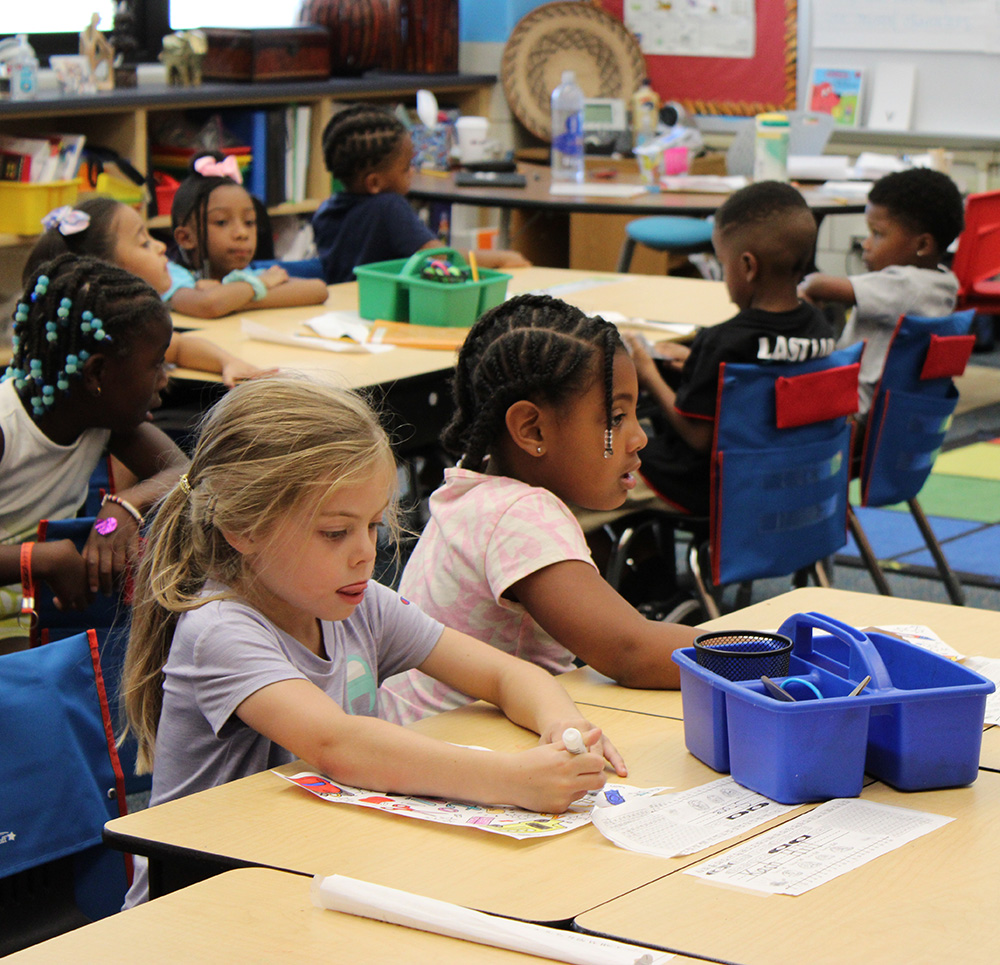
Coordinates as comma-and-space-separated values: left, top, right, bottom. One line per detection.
0, 179, 81, 235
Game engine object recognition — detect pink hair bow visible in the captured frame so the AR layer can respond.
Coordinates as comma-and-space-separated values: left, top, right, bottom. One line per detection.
41, 206, 91, 235
193, 154, 243, 184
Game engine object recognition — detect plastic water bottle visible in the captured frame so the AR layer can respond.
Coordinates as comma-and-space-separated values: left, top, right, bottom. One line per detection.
551, 70, 584, 183
5, 35, 38, 102
753, 112, 790, 182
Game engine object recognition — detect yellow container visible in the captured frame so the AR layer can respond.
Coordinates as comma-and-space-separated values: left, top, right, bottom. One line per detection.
0, 179, 81, 235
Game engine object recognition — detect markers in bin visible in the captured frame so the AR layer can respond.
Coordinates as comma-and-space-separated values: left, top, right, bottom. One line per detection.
419, 257, 469, 284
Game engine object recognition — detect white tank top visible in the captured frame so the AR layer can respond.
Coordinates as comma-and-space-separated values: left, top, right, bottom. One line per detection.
0, 379, 111, 543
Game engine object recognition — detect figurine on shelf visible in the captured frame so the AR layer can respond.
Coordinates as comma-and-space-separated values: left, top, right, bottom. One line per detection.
80, 13, 115, 91
111, 0, 141, 88
160, 30, 207, 87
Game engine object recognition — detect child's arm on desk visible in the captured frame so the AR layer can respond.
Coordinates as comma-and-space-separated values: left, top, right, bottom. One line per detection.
799, 272, 856, 306
168, 333, 274, 388
236, 628, 618, 813
166, 269, 328, 318
510, 561, 698, 690
627, 334, 712, 453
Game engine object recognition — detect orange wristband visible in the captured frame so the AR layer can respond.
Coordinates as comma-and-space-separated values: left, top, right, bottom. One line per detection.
20, 541, 36, 622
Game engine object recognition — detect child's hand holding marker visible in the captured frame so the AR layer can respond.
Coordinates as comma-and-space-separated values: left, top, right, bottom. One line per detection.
551, 723, 628, 778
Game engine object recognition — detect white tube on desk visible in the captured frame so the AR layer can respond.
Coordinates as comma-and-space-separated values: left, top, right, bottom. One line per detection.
310, 874, 671, 965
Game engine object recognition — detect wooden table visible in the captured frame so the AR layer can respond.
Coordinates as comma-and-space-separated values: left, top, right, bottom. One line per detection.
408, 168, 865, 271
11, 867, 689, 965
575, 771, 1000, 965
103, 704, 803, 922
169, 266, 735, 384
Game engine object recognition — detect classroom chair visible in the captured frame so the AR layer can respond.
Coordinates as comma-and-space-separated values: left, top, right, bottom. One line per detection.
26, 515, 148, 795
0, 630, 131, 955
848, 310, 977, 605
615, 216, 716, 273
601, 343, 862, 620
952, 189, 1000, 316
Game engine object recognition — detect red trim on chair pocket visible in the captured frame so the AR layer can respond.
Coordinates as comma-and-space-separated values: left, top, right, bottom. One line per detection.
774, 363, 860, 428
919, 334, 975, 380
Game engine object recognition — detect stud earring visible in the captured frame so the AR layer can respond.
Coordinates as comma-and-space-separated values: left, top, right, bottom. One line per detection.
536, 446, 544, 455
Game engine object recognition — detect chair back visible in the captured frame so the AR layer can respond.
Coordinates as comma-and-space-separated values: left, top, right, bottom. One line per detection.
952, 190, 1000, 306
710, 342, 862, 585
0, 631, 130, 951
859, 310, 976, 507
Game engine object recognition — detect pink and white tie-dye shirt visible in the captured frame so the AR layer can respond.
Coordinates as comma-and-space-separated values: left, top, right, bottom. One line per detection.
379, 468, 596, 725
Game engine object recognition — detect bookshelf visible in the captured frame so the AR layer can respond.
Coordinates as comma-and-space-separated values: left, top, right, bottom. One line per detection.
0, 73, 496, 247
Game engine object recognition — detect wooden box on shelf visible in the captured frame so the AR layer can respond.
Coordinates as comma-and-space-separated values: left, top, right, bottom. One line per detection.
201, 27, 331, 83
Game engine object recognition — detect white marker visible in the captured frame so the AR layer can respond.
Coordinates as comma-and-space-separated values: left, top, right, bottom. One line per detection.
562, 727, 586, 755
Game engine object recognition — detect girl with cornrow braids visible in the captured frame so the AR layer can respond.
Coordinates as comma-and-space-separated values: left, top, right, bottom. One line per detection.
166, 152, 328, 318
380, 294, 698, 726
312, 103, 529, 283
0, 254, 187, 642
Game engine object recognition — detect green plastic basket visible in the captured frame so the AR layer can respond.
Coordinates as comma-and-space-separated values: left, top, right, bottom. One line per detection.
354, 247, 511, 327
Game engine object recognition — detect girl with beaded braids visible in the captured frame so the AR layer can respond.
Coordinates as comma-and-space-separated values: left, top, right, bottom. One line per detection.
26, 197, 265, 387
166, 152, 328, 318
312, 103, 529, 284
0, 254, 187, 639
380, 295, 698, 726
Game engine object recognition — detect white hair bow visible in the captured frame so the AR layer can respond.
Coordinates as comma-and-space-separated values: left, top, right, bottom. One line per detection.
41, 206, 91, 235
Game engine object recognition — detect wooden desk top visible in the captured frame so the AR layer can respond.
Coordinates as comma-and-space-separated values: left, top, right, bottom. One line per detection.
409, 168, 866, 218
169, 267, 735, 384
104, 705, 800, 924
575, 771, 1000, 965
9, 867, 643, 965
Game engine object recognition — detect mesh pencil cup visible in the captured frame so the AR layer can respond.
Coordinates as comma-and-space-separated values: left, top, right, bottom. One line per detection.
693, 631, 792, 681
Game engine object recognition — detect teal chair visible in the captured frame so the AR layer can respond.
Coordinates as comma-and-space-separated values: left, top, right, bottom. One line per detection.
616, 215, 716, 272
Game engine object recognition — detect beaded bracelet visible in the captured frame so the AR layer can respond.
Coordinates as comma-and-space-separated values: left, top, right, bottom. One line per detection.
222, 269, 268, 301
101, 493, 144, 527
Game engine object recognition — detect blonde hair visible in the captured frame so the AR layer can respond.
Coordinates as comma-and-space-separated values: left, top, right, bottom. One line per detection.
121, 372, 397, 772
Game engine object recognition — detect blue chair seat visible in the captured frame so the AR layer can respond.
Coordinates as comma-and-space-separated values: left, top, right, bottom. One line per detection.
617, 216, 715, 272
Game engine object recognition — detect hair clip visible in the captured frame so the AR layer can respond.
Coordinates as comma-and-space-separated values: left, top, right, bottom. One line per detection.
604, 428, 614, 459
41, 206, 91, 236
193, 154, 243, 185
178, 474, 192, 496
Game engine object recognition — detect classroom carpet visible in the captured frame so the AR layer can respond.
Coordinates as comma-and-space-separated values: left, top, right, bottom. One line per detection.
837, 438, 1000, 588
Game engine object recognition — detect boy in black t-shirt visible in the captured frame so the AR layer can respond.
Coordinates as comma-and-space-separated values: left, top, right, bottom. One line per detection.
628, 181, 837, 515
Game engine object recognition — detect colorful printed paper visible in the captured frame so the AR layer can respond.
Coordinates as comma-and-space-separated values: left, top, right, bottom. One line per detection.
278, 770, 667, 839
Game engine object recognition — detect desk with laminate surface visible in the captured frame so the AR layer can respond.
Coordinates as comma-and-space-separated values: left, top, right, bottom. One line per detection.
575, 771, 1000, 965
168, 266, 734, 384
103, 704, 800, 922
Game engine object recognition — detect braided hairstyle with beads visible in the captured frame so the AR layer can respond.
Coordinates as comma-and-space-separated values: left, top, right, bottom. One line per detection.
170, 151, 268, 272
321, 104, 407, 189
444, 294, 624, 471
5, 253, 167, 418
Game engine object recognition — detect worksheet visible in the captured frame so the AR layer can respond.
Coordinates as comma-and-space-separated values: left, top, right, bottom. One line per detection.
962, 655, 1000, 725
278, 771, 668, 839
685, 798, 952, 895
591, 776, 799, 858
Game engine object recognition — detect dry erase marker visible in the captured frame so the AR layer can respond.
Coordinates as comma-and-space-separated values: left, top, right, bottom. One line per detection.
562, 727, 586, 754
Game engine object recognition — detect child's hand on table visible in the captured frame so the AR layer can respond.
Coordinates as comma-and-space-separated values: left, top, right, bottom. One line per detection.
540, 720, 628, 778
503, 741, 608, 813
221, 358, 277, 389
260, 265, 290, 288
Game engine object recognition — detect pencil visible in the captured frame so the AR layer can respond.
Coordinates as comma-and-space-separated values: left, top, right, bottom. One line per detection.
468, 249, 479, 282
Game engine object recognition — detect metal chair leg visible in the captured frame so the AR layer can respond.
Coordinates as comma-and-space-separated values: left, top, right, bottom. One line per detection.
687, 540, 721, 620
847, 505, 894, 596
908, 498, 965, 606
616, 237, 636, 273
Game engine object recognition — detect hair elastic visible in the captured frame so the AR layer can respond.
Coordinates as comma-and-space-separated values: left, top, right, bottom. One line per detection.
782, 677, 824, 699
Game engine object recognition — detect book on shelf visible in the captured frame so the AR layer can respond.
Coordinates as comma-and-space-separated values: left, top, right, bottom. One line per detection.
0, 133, 86, 183
808, 67, 863, 127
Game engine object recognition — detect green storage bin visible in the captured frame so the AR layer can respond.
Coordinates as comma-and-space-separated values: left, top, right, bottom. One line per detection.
354, 247, 511, 327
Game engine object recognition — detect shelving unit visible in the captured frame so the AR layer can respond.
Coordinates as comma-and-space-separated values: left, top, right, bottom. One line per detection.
0, 72, 496, 247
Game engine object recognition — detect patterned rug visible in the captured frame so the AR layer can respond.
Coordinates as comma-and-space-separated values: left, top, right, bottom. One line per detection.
838, 438, 1000, 588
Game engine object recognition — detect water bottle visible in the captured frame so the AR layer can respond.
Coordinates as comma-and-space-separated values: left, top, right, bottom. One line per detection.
4, 35, 38, 102
551, 70, 584, 184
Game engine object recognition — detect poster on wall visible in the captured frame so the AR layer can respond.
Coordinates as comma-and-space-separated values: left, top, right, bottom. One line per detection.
624, 0, 756, 59
601, 0, 796, 116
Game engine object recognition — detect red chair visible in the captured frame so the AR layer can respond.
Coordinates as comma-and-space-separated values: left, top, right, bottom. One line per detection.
848, 310, 977, 605
952, 190, 1000, 315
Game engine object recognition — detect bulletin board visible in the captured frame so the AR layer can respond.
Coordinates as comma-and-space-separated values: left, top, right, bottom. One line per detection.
599, 0, 797, 116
